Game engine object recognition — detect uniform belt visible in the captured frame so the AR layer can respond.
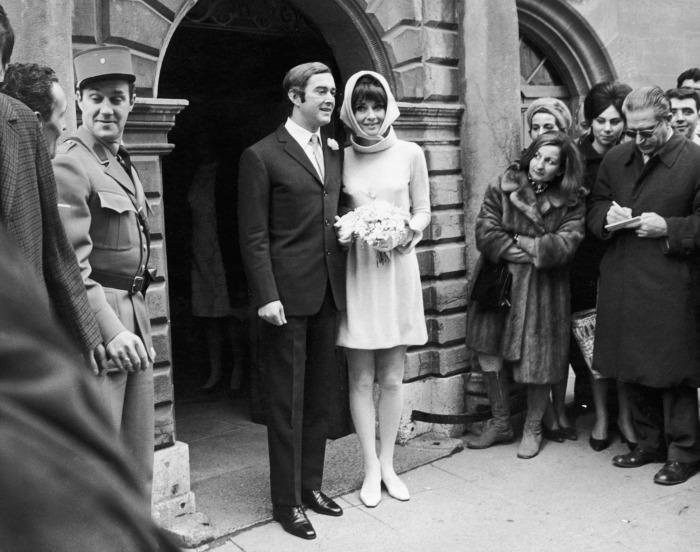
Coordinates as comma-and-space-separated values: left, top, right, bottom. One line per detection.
91, 270, 146, 295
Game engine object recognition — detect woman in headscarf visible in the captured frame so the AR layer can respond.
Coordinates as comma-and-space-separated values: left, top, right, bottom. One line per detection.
335, 71, 430, 508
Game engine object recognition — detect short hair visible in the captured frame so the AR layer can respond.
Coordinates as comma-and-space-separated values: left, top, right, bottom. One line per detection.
0, 63, 58, 121
677, 68, 700, 88
666, 87, 700, 112
519, 131, 585, 205
583, 81, 632, 123
0, 5, 15, 69
282, 62, 331, 114
622, 86, 671, 122
351, 74, 387, 111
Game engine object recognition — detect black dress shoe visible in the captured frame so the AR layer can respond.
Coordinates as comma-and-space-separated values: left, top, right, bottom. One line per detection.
272, 505, 316, 540
589, 435, 611, 452
541, 425, 565, 443
302, 490, 343, 517
654, 461, 699, 486
613, 448, 665, 468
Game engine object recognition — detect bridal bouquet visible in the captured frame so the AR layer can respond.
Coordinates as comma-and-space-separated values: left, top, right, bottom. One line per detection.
338, 200, 409, 265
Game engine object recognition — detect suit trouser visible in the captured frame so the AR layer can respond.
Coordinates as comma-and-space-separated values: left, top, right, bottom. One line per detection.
99, 367, 155, 498
260, 289, 336, 507
627, 382, 700, 463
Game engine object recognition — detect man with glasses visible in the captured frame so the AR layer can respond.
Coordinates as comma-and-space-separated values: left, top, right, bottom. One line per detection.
588, 86, 700, 486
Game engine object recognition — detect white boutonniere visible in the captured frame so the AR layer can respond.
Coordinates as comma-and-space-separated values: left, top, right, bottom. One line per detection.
327, 138, 339, 151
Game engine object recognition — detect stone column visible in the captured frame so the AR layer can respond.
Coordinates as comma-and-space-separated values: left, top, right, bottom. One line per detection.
459, 0, 521, 275
124, 98, 196, 523
5, 0, 77, 129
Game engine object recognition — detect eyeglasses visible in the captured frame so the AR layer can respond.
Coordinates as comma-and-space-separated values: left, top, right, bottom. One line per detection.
624, 121, 661, 140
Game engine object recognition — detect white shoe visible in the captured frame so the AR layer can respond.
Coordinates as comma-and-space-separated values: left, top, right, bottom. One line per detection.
359, 474, 381, 508
381, 470, 410, 501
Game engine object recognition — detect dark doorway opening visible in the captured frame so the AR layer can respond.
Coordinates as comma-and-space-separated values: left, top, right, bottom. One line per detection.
158, 2, 344, 410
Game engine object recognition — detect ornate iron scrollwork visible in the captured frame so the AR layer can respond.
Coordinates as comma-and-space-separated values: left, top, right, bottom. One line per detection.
183, 0, 319, 37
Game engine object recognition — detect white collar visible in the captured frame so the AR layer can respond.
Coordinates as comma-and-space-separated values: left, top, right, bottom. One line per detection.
285, 118, 322, 149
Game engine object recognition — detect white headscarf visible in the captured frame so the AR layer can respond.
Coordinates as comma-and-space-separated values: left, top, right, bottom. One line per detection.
339, 70, 400, 142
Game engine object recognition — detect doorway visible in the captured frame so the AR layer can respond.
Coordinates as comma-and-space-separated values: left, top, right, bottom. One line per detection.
158, 0, 350, 447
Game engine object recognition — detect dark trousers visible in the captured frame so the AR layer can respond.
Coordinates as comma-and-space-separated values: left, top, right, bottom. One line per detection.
627, 382, 700, 463
260, 289, 337, 507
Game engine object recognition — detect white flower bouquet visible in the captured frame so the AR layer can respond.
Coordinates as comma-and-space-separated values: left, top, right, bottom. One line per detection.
337, 200, 409, 265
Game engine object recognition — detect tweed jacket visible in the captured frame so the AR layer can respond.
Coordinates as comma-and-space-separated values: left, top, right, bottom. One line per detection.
53, 126, 153, 358
238, 124, 346, 315
0, 93, 100, 354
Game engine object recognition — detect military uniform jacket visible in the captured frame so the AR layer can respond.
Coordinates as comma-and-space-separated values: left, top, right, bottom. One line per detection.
0, 93, 101, 355
54, 126, 153, 357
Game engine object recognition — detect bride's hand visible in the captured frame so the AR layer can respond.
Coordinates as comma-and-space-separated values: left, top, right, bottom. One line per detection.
334, 215, 354, 246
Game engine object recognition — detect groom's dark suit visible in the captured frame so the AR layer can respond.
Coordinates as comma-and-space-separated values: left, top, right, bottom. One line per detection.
238, 124, 346, 507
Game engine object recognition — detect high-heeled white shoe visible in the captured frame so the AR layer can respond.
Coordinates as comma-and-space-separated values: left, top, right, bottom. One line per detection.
359, 474, 382, 508
381, 469, 410, 501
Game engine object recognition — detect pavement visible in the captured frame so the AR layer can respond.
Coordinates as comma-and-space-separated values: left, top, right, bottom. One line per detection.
184, 407, 700, 552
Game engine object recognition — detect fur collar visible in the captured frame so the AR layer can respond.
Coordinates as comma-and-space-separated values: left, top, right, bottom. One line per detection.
501, 164, 568, 230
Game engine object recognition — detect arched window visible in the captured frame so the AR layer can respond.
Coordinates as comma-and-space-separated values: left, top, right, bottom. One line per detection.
516, 0, 617, 147
520, 34, 571, 147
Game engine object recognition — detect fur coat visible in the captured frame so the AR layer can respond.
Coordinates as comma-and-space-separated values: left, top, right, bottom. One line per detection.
466, 166, 585, 384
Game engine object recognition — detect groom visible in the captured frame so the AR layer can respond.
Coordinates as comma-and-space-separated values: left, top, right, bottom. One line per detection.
238, 62, 347, 540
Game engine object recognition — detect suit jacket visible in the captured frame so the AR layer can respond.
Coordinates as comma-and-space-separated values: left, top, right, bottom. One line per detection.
0, 223, 178, 552
238, 124, 346, 315
0, 93, 101, 355
53, 126, 153, 357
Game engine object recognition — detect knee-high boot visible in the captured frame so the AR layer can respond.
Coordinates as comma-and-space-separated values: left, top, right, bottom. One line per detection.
517, 384, 549, 459
466, 371, 514, 449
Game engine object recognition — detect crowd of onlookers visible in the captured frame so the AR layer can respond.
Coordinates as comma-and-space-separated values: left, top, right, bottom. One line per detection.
466, 68, 700, 489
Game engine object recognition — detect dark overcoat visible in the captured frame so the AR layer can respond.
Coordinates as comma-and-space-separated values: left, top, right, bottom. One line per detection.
466, 166, 585, 384
587, 132, 700, 388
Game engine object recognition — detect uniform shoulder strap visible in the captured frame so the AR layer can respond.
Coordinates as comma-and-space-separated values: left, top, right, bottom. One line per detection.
65, 135, 110, 164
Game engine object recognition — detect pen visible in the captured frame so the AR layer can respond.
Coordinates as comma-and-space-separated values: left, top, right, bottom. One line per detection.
612, 201, 621, 208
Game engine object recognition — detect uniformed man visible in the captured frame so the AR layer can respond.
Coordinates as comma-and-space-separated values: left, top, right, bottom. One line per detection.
54, 45, 155, 496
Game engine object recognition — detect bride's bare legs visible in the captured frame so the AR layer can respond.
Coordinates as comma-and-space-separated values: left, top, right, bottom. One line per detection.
376, 346, 410, 501
346, 348, 382, 507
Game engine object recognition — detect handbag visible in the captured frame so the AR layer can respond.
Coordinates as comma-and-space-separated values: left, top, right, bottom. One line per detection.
571, 308, 603, 378
469, 259, 512, 309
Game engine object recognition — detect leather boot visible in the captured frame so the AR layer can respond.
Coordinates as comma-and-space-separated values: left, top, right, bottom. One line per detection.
467, 371, 514, 449
517, 384, 548, 459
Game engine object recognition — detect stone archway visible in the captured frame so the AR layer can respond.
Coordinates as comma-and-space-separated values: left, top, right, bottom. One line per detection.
71, 2, 468, 529
517, 0, 617, 97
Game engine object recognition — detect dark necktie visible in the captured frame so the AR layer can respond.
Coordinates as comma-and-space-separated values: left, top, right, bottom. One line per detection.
117, 145, 133, 182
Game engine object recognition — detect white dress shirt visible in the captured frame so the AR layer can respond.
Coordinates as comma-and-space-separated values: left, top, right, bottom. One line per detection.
285, 118, 324, 177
